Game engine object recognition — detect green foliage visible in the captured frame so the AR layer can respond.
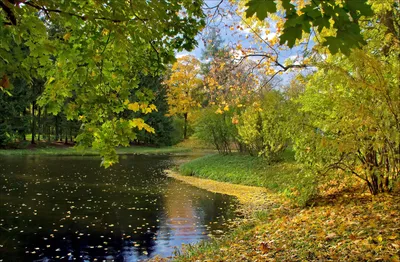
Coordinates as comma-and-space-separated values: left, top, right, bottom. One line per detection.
293, 49, 399, 194
0, 77, 31, 144
237, 91, 291, 162
1, 0, 205, 166
245, 0, 375, 55
0, 122, 10, 146
245, 0, 277, 21
170, 117, 185, 145
129, 75, 177, 146
194, 107, 240, 154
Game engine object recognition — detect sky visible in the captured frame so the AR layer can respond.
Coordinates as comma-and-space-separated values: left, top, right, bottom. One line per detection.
176, 0, 313, 87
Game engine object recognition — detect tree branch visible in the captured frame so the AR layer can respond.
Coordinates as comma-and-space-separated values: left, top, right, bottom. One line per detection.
236, 53, 308, 71
1, 1, 17, 25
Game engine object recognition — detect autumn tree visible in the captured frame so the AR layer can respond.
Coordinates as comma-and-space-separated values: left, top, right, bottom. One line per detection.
292, 0, 400, 194
165, 55, 202, 139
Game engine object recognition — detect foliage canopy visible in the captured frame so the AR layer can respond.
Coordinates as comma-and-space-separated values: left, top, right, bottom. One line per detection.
1, 0, 205, 166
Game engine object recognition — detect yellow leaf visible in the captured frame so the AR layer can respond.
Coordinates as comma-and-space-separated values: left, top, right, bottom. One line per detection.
149, 104, 158, 112
101, 29, 110, 36
63, 33, 71, 41
130, 118, 155, 133
128, 102, 140, 112
215, 108, 223, 114
47, 77, 55, 84
377, 235, 383, 242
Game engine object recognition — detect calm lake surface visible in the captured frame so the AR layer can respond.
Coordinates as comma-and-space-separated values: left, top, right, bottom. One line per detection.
0, 154, 239, 261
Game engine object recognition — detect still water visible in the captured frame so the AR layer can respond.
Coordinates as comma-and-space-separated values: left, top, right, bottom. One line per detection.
0, 154, 238, 261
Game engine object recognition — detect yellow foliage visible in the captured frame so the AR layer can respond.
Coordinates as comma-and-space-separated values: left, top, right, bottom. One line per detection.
164, 55, 202, 117
215, 108, 223, 114
63, 32, 71, 41
128, 102, 140, 112
129, 118, 155, 133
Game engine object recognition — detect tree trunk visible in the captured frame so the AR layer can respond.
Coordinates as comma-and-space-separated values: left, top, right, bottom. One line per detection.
55, 115, 59, 141
31, 101, 36, 144
37, 106, 41, 142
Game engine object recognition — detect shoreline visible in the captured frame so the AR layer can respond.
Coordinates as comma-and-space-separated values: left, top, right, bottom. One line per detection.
0, 146, 191, 157
165, 169, 284, 216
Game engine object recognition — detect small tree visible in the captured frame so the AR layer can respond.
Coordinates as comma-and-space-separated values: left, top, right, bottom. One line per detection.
165, 55, 202, 139
238, 91, 290, 162
195, 107, 240, 154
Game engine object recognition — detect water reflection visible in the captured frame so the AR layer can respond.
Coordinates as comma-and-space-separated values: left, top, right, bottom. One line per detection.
0, 154, 238, 261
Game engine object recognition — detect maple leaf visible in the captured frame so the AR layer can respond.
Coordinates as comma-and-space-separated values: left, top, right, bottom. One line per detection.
245, 0, 277, 20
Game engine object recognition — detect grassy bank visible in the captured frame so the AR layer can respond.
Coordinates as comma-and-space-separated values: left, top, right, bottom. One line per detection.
0, 145, 191, 156
178, 153, 315, 204
166, 153, 400, 261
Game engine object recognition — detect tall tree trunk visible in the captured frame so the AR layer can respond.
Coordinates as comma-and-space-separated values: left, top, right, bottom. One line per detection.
183, 112, 188, 139
37, 106, 41, 142
31, 101, 35, 144
55, 115, 59, 141
22, 109, 27, 141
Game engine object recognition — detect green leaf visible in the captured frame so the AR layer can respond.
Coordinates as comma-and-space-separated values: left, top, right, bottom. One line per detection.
346, 0, 374, 18
245, 0, 277, 20
323, 37, 343, 55
280, 25, 303, 47
281, 0, 296, 15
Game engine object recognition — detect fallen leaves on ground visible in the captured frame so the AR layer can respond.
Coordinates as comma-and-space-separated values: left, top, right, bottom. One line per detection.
162, 171, 400, 261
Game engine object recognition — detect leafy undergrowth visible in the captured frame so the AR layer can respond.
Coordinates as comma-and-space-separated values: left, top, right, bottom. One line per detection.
0, 146, 190, 156
167, 191, 400, 261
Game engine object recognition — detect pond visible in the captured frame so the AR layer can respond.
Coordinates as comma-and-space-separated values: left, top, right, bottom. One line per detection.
0, 154, 239, 261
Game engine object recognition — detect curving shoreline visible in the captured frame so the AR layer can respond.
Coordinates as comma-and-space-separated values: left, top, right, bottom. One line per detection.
165, 169, 283, 216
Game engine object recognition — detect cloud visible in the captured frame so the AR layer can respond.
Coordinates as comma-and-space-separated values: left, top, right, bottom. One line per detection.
176, 52, 190, 59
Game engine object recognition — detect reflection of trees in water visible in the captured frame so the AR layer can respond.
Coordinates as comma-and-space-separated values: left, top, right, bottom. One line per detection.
0, 155, 237, 261
162, 179, 197, 236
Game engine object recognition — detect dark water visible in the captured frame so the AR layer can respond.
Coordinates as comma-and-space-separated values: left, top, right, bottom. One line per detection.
0, 154, 238, 261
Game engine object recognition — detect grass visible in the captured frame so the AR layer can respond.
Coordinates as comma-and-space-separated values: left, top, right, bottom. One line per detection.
179, 151, 308, 199
0, 145, 191, 156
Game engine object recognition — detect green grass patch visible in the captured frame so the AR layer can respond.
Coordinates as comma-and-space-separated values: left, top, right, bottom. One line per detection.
178, 152, 319, 206
179, 153, 300, 192
0, 146, 191, 156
